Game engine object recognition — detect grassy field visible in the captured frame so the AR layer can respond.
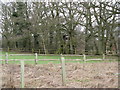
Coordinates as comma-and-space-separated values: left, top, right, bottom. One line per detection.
0, 51, 118, 64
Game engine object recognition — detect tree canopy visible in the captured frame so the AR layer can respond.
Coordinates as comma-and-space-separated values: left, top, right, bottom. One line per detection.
1, 1, 120, 55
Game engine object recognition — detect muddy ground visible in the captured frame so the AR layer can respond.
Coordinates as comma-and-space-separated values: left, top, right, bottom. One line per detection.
1, 62, 118, 88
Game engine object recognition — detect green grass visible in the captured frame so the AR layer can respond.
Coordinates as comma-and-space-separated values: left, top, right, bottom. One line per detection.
1, 55, 118, 61
0, 51, 118, 64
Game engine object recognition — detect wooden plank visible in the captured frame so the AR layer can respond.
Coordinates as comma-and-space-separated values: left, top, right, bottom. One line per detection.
38, 59, 58, 61
20, 60, 24, 88
86, 59, 117, 61
9, 54, 34, 56
3, 59, 59, 61
61, 57, 66, 86
38, 54, 60, 56
39, 54, 83, 56
8, 54, 85, 56
63, 59, 82, 61
0, 58, 117, 62
8, 59, 58, 61
86, 58, 103, 61
104, 59, 117, 61
37, 59, 82, 61
8, 59, 35, 61
62, 55, 83, 56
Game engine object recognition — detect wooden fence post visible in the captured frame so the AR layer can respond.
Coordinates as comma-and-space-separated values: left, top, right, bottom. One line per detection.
35, 53, 38, 64
75, 48, 77, 54
103, 54, 105, 60
20, 60, 24, 88
7, 47, 9, 52
83, 54, 86, 61
61, 56, 66, 86
39, 49, 40, 54
32, 48, 34, 53
5, 53, 8, 64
